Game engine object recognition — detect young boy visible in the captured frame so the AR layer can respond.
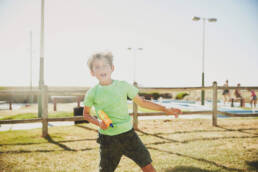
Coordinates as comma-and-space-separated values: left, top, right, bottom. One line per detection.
83, 52, 182, 172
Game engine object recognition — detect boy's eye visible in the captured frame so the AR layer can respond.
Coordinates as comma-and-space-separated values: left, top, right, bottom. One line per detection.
103, 64, 110, 68
92, 66, 100, 71
93, 64, 110, 71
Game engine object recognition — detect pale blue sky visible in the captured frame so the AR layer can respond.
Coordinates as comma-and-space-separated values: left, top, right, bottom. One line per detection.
0, 0, 257, 87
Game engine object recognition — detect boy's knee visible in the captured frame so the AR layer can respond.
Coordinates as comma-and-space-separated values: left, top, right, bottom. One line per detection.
141, 163, 156, 172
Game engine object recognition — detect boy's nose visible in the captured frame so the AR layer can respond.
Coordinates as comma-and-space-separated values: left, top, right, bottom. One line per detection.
99, 66, 106, 71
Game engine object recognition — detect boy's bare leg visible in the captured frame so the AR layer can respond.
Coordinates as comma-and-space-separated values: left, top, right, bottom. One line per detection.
142, 163, 156, 172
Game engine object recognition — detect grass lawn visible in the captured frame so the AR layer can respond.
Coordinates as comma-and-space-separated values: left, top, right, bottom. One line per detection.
0, 112, 74, 120
0, 118, 258, 171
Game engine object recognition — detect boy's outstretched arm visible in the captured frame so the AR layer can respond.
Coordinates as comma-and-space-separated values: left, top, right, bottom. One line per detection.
133, 95, 182, 117
83, 106, 108, 130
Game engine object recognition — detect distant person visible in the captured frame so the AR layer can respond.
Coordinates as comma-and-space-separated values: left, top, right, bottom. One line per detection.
234, 83, 242, 99
222, 80, 230, 104
83, 52, 182, 172
231, 83, 245, 107
248, 89, 257, 108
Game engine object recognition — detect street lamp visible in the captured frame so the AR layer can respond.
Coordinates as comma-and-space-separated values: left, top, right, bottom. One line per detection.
38, 0, 45, 117
29, 30, 33, 104
128, 47, 143, 83
192, 16, 217, 105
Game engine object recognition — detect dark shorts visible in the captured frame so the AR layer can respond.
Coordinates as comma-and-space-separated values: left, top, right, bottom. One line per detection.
97, 129, 152, 172
252, 95, 257, 101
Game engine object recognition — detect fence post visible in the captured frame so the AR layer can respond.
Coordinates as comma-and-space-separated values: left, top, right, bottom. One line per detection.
77, 96, 81, 107
212, 81, 218, 126
133, 82, 139, 130
53, 97, 57, 111
42, 85, 48, 137
9, 101, 12, 110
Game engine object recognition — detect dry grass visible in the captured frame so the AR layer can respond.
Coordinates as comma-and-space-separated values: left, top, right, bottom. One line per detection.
0, 118, 258, 172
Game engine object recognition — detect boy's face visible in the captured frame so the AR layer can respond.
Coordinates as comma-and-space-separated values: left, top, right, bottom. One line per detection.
91, 58, 114, 83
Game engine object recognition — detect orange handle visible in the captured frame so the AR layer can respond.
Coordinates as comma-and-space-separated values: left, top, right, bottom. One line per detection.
98, 110, 114, 128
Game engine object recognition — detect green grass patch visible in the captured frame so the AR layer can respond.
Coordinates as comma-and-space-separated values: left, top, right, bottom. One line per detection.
0, 113, 37, 120
0, 112, 73, 120
0, 86, 7, 90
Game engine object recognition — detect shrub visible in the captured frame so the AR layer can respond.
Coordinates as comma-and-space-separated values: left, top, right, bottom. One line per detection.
176, 92, 189, 100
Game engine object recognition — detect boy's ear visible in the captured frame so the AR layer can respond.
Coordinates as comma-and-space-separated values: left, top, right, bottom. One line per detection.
111, 65, 114, 72
90, 70, 95, 76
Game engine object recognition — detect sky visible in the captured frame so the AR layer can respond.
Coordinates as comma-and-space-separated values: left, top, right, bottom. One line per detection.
0, 0, 257, 88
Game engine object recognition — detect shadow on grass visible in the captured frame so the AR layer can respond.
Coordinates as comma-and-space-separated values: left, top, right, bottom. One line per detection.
75, 125, 98, 133
138, 130, 258, 144
0, 138, 97, 146
165, 166, 215, 172
216, 125, 258, 136
0, 124, 98, 147
152, 127, 258, 136
148, 147, 244, 172
0, 125, 100, 154
45, 135, 76, 151
246, 160, 258, 171
0, 129, 99, 154
0, 147, 96, 154
181, 135, 258, 144
0, 135, 97, 154
137, 130, 180, 143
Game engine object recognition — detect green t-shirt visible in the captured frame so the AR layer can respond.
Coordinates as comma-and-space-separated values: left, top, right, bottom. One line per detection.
84, 80, 139, 136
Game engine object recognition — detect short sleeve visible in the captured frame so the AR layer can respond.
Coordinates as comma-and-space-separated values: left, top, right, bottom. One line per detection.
83, 87, 96, 107
126, 82, 139, 99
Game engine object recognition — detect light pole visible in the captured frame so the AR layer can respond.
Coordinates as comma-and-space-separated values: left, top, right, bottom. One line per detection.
38, 0, 45, 117
128, 47, 143, 83
29, 30, 33, 104
192, 16, 217, 105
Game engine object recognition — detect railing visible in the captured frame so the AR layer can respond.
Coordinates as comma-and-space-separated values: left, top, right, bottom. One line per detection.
0, 82, 257, 137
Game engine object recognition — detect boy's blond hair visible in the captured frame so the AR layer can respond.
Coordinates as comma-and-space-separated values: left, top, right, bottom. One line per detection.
87, 52, 113, 71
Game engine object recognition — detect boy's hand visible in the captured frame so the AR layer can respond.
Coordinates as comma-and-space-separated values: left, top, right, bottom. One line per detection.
164, 108, 182, 118
99, 121, 109, 130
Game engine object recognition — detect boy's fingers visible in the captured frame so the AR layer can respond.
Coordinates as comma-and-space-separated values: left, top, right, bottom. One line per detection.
176, 109, 182, 114
102, 125, 108, 130
100, 121, 108, 129
165, 108, 182, 116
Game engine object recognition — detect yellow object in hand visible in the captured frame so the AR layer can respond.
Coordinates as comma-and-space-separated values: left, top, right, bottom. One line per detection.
98, 110, 114, 128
